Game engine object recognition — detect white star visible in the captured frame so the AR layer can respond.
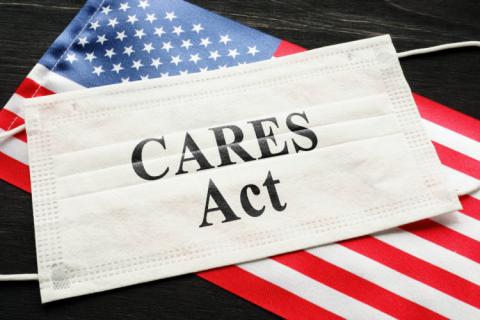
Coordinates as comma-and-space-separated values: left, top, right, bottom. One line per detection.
119, 2, 130, 12
154, 26, 166, 37
89, 20, 100, 30
92, 65, 104, 76
77, 36, 89, 47
101, 5, 112, 15
115, 30, 127, 41
218, 65, 228, 70
170, 55, 182, 66
219, 34, 231, 45
134, 28, 146, 39
104, 48, 116, 59
189, 53, 201, 64
121, 77, 130, 83
123, 45, 135, 56
199, 37, 211, 48
143, 42, 155, 53
247, 46, 260, 56
127, 14, 139, 25
199, 67, 209, 73
140, 75, 150, 80
161, 72, 169, 78
179, 70, 189, 76
84, 52, 97, 62
65, 53, 77, 64
131, 59, 144, 71
228, 48, 240, 59
96, 34, 108, 45
107, 18, 119, 28
165, 11, 176, 21
145, 13, 157, 23
138, 0, 150, 10
161, 41, 173, 52
111, 63, 124, 74
172, 25, 184, 36
192, 23, 204, 34
150, 58, 162, 69
181, 39, 193, 50
209, 50, 221, 61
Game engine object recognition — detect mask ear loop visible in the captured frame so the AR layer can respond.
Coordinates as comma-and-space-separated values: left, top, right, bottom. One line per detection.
0, 274, 38, 281
0, 40, 479, 282
398, 41, 480, 58
0, 124, 26, 141
397, 41, 480, 196
0, 121, 37, 281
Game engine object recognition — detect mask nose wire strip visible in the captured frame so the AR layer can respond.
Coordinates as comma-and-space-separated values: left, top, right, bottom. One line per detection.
0, 41, 477, 143
397, 41, 480, 58
0, 123, 26, 142
0, 40, 478, 282
0, 274, 39, 281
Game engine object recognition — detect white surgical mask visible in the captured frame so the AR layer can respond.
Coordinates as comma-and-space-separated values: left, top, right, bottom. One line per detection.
0, 35, 473, 303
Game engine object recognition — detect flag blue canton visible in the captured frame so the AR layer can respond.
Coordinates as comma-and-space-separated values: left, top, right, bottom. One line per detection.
39, 0, 281, 87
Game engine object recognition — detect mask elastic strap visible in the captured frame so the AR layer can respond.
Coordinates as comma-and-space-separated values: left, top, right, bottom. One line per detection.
0, 273, 38, 281
398, 41, 480, 58
0, 123, 26, 141
0, 40, 478, 282
398, 40, 480, 196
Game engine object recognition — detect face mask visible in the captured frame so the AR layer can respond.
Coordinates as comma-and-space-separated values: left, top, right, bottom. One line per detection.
0, 35, 468, 303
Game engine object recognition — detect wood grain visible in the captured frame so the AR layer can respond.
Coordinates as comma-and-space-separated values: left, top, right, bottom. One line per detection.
0, 0, 478, 319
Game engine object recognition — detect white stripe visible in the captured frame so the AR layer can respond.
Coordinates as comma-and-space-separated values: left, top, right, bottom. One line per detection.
443, 165, 480, 196
308, 243, 480, 320
239, 258, 394, 320
470, 189, 480, 201
28, 64, 85, 93
423, 119, 480, 160
3, 94, 26, 117
432, 212, 480, 241
0, 132, 28, 164
374, 228, 480, 284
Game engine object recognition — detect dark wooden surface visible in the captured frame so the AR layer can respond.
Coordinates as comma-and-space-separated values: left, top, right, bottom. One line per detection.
0, 0, 478, 319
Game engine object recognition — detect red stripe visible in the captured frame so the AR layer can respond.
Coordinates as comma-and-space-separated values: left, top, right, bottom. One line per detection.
460, 195, 480, 220
414, 93, 480, 142
15, 78, 54, 98
0, 109, 27, 142
341, 236, 480, 308
273, 251, 447, 320
433, 142, 480, 179
273, 40, 306, 57
401, 219, 480, 263
0, 153, 31, 192
198, 266, 343, 320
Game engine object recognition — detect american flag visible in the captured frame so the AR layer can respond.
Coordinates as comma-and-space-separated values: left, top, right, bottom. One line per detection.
0, 1, 478, 318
